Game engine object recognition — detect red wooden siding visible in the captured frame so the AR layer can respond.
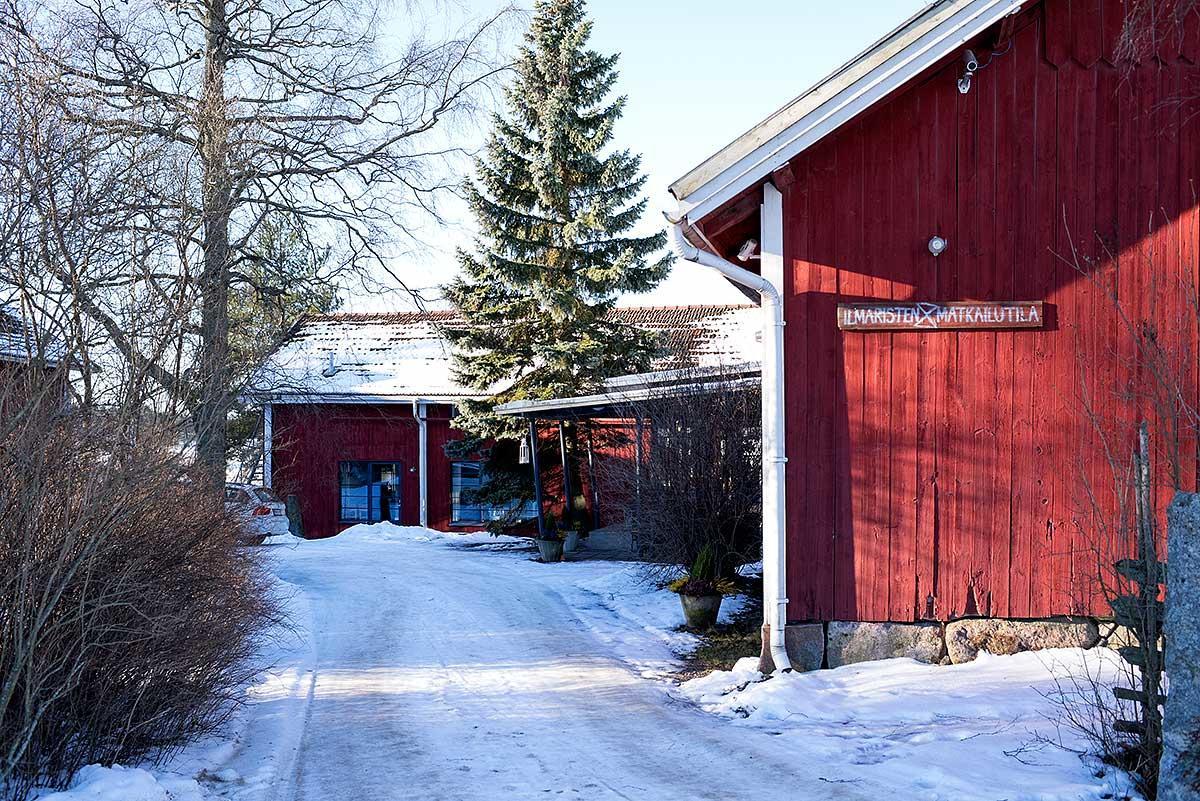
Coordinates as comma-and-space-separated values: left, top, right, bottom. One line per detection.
272, 403, 477, 539
776, 0, 1200, 623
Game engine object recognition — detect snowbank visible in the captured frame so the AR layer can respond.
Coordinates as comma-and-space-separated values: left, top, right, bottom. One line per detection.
678, 648, 1140, 800
34, 766, 203, 801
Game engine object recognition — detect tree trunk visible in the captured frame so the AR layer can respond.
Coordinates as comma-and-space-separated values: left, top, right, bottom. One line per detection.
194, 0, 233, 483
1160, 492, 1200, 801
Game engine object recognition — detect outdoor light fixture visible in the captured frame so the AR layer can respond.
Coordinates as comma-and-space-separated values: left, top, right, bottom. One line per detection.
957, 49, 979, 94
928, 235, 948, 256
737, 238, 760, 262
519, 435, 531, 465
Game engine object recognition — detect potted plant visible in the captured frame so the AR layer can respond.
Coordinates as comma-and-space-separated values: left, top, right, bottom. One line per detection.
535, 515, 565, 563
668, 545, 737, 630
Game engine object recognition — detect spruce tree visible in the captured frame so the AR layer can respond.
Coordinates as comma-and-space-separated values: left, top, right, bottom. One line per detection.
445, 0, 670, 448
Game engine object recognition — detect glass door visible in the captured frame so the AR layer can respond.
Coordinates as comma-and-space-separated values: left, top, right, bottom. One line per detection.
340, 461, 402, 523
372, 463, 401, 523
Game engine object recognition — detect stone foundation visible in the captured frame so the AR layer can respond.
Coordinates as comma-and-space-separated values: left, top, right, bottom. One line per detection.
757, 623, 824, 674
826, 621, 944, 667
755, 617, 1106, 672
944, 618, 1099, 664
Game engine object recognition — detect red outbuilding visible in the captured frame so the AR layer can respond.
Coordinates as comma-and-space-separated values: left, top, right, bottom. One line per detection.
252, 306, 759, 539
668, 0, 1200, 632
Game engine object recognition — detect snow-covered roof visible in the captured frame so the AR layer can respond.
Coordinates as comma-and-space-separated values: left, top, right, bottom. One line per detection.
671, 0, 1023, 223
0, 306, 63, 367
251, 305, 761, 404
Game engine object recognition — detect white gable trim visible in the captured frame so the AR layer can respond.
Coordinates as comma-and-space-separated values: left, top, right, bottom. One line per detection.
672, 0, 1024, 224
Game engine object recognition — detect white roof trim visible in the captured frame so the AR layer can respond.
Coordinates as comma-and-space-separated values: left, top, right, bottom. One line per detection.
600, 361, 760, 389
671, 0, 1024, 223
494, 368, 762, 417
249, 394, 476, 405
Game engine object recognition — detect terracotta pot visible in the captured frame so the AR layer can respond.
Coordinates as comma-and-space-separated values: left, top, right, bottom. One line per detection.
536, 538, 564, 563
679, 592, 723, 630
563, 530, 581, 553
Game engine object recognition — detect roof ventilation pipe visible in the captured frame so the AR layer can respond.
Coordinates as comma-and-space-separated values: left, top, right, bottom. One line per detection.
665, 213, 792, 674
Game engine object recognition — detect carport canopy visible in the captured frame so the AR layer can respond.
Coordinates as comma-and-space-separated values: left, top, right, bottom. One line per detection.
492, 363, 760, 538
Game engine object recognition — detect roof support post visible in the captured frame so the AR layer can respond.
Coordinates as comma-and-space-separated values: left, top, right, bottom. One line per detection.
528, 418, 547, 539
558, 420, 574, 526
633, 417, 644, 554
586, 424, 600, 530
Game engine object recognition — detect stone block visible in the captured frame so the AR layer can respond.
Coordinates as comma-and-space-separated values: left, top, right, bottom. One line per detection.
1160, 492, 1200, 801
826, 621, 945, 667
758, 623, 824, 674
945, 617, 1099, 664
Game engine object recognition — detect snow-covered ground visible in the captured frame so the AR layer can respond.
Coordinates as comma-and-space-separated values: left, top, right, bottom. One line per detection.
34, 524, 1135, 801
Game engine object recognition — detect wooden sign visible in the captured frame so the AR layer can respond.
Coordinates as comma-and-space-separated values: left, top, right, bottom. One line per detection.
837, 301, 1045, 332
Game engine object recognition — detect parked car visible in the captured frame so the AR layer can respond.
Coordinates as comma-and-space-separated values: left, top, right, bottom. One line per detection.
224, 483, 289, 545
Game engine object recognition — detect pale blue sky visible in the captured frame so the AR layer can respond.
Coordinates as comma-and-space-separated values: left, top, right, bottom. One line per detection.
371, 0, 928, 311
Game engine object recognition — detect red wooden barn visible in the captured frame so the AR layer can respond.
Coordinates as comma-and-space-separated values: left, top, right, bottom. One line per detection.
668, 0, 1200, 625
252, 306, 760, 539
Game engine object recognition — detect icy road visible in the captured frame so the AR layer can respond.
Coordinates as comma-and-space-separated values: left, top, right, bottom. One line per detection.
231, 526, 864, 801
49, 525, 1127, 801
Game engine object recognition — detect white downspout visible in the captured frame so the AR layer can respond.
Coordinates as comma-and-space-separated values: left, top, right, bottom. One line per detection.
667, 191, 792, 674
413, 400, 429, 528
262, 403, 273, 487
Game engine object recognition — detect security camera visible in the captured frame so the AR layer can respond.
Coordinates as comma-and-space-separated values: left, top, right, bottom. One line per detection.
737, 239, 760, 262
957, 49, 980, 94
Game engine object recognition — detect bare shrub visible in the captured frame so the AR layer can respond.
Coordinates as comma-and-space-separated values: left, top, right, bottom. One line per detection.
1052, 213, 1197, 798
0, 396, 279, 799
597, 367, 762, 577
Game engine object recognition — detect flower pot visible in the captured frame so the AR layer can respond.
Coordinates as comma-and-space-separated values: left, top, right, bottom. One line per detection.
679, 592, 723, 630
563, 529, 581, 553
536, 538, 564, 563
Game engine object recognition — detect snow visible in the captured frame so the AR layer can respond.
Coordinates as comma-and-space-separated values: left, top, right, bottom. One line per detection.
28, 523, 1139, 801
0, 306, 65, 366
35, 766, 204, 801
678, 649, 1139, 800
248, 306, 764, 402
249, 313, 476, 401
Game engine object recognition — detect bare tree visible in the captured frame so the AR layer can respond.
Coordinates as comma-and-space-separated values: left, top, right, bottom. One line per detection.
1, 0, 514, 479
1116, 0, 1199, 65
1049, 215, 1198, 799
596, 367, 762, 578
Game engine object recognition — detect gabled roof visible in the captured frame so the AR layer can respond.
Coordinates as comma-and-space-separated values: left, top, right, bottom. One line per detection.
670, 0, 1025, 223
250, 305, 761, 403
0, 306, 64, 367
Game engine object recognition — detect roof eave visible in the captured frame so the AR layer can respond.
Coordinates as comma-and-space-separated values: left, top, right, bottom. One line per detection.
671, 0, 1024, 224
494, 373, 762, 419
244, 392, 484, 405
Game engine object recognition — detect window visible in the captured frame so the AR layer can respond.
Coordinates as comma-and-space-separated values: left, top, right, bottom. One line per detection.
339, 461, 401, 523
225, 487, 251, 505
450, 461, 538, 525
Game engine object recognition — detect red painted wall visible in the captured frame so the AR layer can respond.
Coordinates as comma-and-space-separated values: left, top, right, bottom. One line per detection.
766, 0, 1200, 623
271, 403, 480, 539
